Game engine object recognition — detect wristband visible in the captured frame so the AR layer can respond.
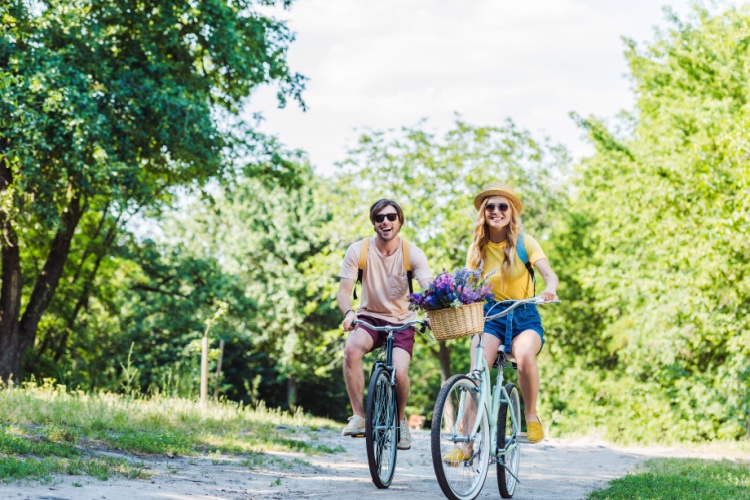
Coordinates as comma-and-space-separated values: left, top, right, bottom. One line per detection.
343, 309, 355, 318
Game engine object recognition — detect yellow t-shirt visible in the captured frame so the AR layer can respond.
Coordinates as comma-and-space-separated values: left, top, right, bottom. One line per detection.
465, 234, 547, 301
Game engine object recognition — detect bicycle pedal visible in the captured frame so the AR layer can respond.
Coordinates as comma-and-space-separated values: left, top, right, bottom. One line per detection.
350, 433, 365, 438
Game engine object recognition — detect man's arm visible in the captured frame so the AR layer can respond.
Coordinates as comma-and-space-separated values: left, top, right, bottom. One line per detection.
417, 276, 432, 290
411, 246, 433, 291
337, 278, 357, 331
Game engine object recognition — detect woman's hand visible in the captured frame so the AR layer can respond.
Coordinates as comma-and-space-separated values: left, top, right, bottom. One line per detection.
539, 289, 558, 302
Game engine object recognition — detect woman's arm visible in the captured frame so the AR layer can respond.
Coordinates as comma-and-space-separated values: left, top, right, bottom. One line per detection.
533, 258, 558, 301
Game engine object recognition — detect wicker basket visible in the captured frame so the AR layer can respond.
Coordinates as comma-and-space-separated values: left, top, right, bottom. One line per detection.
428, 302, 485, 340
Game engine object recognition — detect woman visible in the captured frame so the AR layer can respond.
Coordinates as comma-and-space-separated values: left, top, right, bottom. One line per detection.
468, 182, 558, 443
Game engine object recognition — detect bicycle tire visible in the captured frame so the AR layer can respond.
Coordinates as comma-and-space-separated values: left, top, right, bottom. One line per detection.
496, 383, 521, 498
365, 365, 398, 488
430, 374, 490, 500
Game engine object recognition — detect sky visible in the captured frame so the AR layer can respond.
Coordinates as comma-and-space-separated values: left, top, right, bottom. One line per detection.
247, 0, 700, 176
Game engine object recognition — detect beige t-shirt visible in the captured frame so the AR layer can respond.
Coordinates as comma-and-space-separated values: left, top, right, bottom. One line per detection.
339, 237, 432, 323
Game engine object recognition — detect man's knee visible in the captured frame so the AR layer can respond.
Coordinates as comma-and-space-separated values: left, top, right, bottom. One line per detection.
343, 343, 365, 368
395, 368, 410, 385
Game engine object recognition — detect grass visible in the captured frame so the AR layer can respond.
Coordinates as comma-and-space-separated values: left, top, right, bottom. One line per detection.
586, 458, 750, 499
0, 379, 344, 483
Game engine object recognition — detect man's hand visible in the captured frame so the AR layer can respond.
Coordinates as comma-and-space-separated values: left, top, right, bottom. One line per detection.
342, 310, 357, 332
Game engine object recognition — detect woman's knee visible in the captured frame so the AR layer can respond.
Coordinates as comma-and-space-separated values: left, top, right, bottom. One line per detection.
514, 349, 537, 371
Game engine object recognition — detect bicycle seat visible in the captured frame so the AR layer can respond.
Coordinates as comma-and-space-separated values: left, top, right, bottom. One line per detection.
497, 345, 517, 363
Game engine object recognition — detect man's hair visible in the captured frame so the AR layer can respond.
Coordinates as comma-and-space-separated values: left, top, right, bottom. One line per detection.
369, 199, 405, 225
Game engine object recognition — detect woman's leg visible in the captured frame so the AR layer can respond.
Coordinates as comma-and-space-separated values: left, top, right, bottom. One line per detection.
510, 329, 542, 422
470, 332, 502, 371
453, 334, 501, 455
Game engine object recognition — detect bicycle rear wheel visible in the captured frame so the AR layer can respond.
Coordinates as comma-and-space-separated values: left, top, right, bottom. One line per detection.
496, 383, 521, 498
431, 374, 490, 500
365, 365, 398, 488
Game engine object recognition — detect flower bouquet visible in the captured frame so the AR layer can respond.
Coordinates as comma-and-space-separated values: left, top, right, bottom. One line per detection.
409, 268, 494, 340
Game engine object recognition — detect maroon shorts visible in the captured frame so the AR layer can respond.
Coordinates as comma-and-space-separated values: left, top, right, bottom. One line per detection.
358, 315, 416, 357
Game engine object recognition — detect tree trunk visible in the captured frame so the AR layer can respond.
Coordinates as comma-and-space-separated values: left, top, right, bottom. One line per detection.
287, 376, 297, 411
0, 147, 23, 383
212, 339, 225, 401
0, 150, 85, 382
51, 219, 120, 363
200, 334, 209, 409
434, 340, 453, 385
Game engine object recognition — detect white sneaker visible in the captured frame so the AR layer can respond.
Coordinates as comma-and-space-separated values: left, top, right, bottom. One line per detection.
342, 415, 366, 436
397, 419, 411, 450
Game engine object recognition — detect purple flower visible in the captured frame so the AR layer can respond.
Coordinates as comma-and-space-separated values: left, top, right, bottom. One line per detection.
408, 267, 494, 312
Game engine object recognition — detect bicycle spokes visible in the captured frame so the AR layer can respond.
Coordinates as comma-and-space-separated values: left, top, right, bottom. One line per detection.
366, 367, 398, 489
431, 375, 490, 500
496, 383, 521, 498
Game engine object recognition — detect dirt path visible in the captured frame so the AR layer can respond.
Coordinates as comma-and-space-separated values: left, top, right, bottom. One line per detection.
0, 429, 729, 500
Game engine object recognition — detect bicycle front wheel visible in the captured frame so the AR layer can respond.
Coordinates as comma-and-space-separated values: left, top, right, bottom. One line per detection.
497, 383, 521, 498
431, 374, 490, 500
365, 365, 398, 488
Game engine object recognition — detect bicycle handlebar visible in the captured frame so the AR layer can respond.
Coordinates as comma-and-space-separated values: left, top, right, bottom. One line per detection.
352, 318, 428, 333
484, 297, 561, 322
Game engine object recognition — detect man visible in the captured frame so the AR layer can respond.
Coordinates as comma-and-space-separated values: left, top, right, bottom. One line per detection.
337, 199, 432, 450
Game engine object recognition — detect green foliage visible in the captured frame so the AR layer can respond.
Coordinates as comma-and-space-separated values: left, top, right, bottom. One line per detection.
587, 458, 750, 499
0, 0, 305, 381
0, 422, 149, 482
543, 4, 750, 441
152, 158, 344, 413
0, 381, 341, 465
2, 0, 305, 217
6, 0, 749, 448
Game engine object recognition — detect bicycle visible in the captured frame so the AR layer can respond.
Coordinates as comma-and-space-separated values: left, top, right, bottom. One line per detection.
352, 317, 429, 489
430, 297, 559, 500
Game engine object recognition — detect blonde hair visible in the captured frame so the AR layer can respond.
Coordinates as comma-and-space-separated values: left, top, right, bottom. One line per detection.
468, 197, 523, 284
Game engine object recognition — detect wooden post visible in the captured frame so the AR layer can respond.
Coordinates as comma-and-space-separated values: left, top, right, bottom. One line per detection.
199, 302, 228, 409
200, 334, 209, 409
213, 339, 225, 401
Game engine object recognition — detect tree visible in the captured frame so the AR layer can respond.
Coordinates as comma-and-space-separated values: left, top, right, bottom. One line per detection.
547, 4, 750, 441
159, 154, 342, 412
0, 0, 304, 381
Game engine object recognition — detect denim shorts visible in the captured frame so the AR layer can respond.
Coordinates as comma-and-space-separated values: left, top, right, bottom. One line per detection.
483, 301, 545, 354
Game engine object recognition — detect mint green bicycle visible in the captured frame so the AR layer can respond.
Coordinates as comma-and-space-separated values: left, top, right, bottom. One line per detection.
430, 297, 559, 500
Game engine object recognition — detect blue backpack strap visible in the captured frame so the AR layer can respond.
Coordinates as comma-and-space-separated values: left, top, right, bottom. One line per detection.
516, 234, 536, 297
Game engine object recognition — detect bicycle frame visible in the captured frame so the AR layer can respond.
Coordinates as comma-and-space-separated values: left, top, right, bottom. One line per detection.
357, 318, 428, 431
455, 296, 559, 458
453, 333, 519, 461
370, 330, 398, 429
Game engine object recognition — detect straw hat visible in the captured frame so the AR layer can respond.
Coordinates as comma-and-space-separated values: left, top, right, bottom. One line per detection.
473, 183, 523, 214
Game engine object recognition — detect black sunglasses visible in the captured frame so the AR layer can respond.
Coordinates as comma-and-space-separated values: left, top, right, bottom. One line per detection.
485, 202, 509, 213
374, 213, 398, 223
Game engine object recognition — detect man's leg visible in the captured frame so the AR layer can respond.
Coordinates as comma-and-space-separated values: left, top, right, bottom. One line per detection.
392, 347, 412, 450
343, 328, 374, 418
392, 347, 412, 421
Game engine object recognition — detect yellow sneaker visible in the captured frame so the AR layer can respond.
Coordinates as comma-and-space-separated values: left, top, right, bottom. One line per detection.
442, 447, 471, 467
526, 419, 544, 443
